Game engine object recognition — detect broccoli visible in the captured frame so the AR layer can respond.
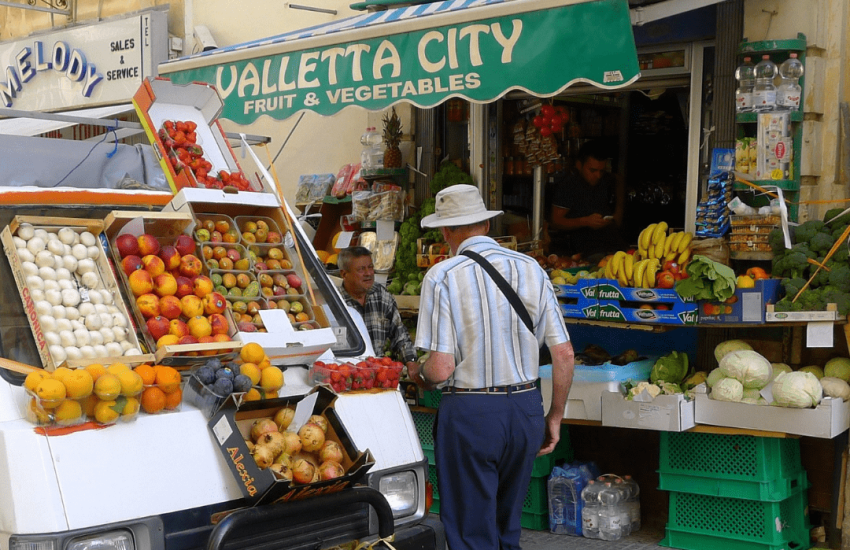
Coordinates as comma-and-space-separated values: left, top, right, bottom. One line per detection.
834, 295, 850, 316
773, 251, 810, 279
782, 277, 807, 297
824, 208, 850, 228
791, 243, 817, 259
768, 228, 789, 252
774, 296, 804, 312
798, 288, 827, 311
808, 259, 833, 288
828, 264, 850, 293
831, 224, 850, 242
810, 231, 836, 254
834, 247, 850, 263
795, 220, 826, 243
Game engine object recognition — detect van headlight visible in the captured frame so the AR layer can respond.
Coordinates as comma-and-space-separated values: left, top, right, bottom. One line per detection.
67, 530, 134, 550
379, 470, 418, 518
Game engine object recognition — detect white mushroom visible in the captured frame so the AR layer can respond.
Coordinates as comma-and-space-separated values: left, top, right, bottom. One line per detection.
26, 237, 46, 255
58, 227, 76, 245
73, 329, 90, 347
100, 289, 114, 305
94, 304, 109, 315
21, 262, 39, 278
99, 312, 113, 329
42, 280, 59, 292
44, 332, 61, 347
76, 258, 95, 275
26, 276, 44, 291
16, 248, 34, 263
70, 320, 85, 332
49, 345, 67, 363
58, 279, 74, 290
38, 315, 56, 333
61, 288, 81, 307
62, 255, 78, 273
33, 229, 49, 241
29, 289, 45, 303
124, 347, 143, 357
119, 340, 134, 352
93, 345, 108, 358
35, 251, 54, 269
106, 305, 120, 315
35, 300, 52, 317
97, 328, 114, 344
51, 305, 66, 319
80, 232, 96, 247
71, 244, 88, 261
59, 330, 76, 347
52, 255, 64, 270
55, 318, 73, 332
64, 346, 82, 361
84, 313, 103, 331
38, 267, 57, 281
87, 246, 101, 260
80, 271, 99, 289
88, 291, 103, 305
78, 302, 95, 318
79, 345, 96, 359
47, 239, 65, 256
64, 307, 80, 321
16, 223, 34, 241
111, 313, 128, 328
112, 326, 129, 342
105, 342, 124, 357
55, 267, 72, 281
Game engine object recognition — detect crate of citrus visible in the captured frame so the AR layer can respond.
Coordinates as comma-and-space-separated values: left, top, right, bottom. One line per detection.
23, 360, 184, 427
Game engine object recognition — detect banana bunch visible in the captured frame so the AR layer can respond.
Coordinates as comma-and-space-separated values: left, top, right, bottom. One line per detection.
636, 222, 693, 266
604, 251, 661, 288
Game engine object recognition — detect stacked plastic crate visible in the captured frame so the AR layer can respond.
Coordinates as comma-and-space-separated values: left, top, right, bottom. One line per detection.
658, 432, 810, 550
412, 410, 573, 529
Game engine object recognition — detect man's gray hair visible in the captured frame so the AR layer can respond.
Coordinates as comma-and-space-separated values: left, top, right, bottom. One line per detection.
338, 246, 373, 272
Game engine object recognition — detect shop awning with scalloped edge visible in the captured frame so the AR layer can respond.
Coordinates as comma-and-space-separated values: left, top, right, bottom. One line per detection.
158, 0, 640, 124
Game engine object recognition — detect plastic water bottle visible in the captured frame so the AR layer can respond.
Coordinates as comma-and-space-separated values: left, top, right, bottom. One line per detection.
753, 55, 778, 112
614, 479, 632, 537
735, 57, 755, 113
548, 474, 581, 535
598, 482, 622, 541
359, 127, 383, 169
580, 480, 601, 539
624, 475, 641, 532
776, 53, 803, 111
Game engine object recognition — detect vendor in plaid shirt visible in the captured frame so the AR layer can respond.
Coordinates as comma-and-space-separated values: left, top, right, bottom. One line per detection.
339, 246, 417, 370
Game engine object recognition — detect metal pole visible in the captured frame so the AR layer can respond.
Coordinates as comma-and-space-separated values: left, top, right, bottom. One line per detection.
0, 0, 69, 15
533, 165, 543, 240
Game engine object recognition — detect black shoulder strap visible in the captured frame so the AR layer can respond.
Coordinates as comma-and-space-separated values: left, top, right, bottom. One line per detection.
461, 249, 534, 333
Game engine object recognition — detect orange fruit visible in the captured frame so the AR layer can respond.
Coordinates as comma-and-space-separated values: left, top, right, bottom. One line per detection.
117, 370, 144, 396
94, 373, 121, 401
187, 316, 212, 339
52, 367, 73, 385
240, 342, 266, 364
260, 366, 284, 393
24, 370, 51, 393
244, 388, 262, 401
106, 362, 130, 376
164, 387, 182, 410
63, 369, 94, 399
141, 386, 167, 414
54, 399, 83, 426
156, 334, 180, 349
134, 364, 157, 386
35, 379, 66, 408
155, 366, 182, 394
240, 363, 261, 386
84, 363, 106, 383
258, 357, 272, 371
94, 399, 120, 424
121, 396, 141, 419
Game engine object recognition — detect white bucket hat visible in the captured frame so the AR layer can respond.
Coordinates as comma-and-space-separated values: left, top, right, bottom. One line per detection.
421, 184, 503, 228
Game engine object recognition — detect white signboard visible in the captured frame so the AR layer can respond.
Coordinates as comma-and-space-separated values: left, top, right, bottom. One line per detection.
0, 9, 167, 111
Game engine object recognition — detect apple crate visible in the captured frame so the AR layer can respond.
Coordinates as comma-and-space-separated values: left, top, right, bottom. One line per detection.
102, 211, 243, 369
1, 216, 147, 371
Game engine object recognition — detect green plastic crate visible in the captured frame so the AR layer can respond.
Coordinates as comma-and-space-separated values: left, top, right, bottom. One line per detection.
530, 424, 573, 478
412, 410, 436, 451
658, 470, 809, 502
521, 511, 549, 530
420, 389, 442, 408
663, 487, 810, 549
660, 432, 802, 483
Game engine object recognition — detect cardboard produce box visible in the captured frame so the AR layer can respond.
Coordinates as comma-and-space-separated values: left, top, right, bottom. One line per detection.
133, 77, 265, 194
594, 279, 698, 325
699, 279, 782, 324
164, 189, 339, 366
694, 384, 850, 438
2, 216, 148, 371
102, 211, 242, 368
601, 390, 695, 432
208, 386, 374, 505
555, 279, 599, 319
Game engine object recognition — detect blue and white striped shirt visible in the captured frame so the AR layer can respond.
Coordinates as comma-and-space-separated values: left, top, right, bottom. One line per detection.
414, 236, 570, 389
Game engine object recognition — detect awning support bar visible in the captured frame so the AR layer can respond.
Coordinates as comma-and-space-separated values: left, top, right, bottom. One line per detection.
0, 107, 271, 145
0, 0, 69, 15
631, 0, 727, 26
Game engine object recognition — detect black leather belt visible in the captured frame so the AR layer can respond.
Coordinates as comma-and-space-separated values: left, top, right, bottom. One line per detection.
442, 381, 538, 395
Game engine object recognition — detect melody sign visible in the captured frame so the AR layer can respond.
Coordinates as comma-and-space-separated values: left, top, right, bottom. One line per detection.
163, 0, 639, 123
0, 10, 166, 111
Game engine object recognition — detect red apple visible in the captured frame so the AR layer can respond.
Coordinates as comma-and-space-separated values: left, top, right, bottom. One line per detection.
146, 316, 171, 341
175, 275, 194, 298
203, 292, 227, 315
656, 271, 676, 290
174, 234, 196, 257
169, 319, 190, 338
142, 254, 166, 277
137, 234, 161, 257
116, 234, 139, 258
209, 313, 229, 335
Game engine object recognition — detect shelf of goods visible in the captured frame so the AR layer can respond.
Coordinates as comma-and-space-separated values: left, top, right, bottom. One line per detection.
733, 33, 806, 222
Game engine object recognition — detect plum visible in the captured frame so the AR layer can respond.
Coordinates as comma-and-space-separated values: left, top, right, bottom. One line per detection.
213, 377, 233, 396
196, 365, 216, 385
233, 374, 253, 393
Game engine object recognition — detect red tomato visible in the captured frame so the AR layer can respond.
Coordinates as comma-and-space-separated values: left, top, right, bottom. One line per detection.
540, 127, 553, 137
532, 115, 545, 128
540, 104, 555, 117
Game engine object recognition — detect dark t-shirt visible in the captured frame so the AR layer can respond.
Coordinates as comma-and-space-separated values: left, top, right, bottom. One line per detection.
550, 170, 621, 256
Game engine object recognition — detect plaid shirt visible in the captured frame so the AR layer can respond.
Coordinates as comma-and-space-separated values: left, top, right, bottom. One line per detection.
341, 282, 417, 363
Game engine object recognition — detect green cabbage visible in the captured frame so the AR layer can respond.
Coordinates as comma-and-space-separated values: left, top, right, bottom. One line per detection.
771, 363, 793, 380
714, 340, 753, 363
742, 388, 762, 400
650, 351, 689, 385
706, 368, 725, 387
772, 371, 823, 408
719, 350, 773, 390
712, 378, 744, 402
824, 358, 850, 382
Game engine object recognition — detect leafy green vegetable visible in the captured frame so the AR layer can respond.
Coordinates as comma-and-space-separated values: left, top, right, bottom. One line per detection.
650, 351, 690, 385
674, 255, 736, 301
430, 162, 473, 195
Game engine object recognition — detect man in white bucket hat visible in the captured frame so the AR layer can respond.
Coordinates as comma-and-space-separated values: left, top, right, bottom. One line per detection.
409, 184, 574, 550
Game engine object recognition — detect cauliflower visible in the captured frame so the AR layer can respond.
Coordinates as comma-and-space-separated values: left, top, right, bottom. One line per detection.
627, 381, 661, 400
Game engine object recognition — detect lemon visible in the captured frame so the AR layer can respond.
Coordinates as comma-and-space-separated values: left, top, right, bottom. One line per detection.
24, 370, 51, 393
54, 399, 83, 426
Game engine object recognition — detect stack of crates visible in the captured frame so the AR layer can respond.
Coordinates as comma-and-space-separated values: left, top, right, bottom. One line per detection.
411, 410, 573, 530
658, 432, 810, 550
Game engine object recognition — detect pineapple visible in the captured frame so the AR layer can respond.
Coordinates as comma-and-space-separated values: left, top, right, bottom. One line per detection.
382, 107, 403, 169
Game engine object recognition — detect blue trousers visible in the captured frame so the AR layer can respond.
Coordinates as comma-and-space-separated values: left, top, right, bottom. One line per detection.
434, 389, 545, 550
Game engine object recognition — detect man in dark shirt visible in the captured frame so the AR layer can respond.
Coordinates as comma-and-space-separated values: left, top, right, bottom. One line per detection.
549, 140, 625, 260
338, 246, 417, 369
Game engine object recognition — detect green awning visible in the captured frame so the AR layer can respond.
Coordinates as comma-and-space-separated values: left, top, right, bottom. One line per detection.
159, 0, 640, 124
